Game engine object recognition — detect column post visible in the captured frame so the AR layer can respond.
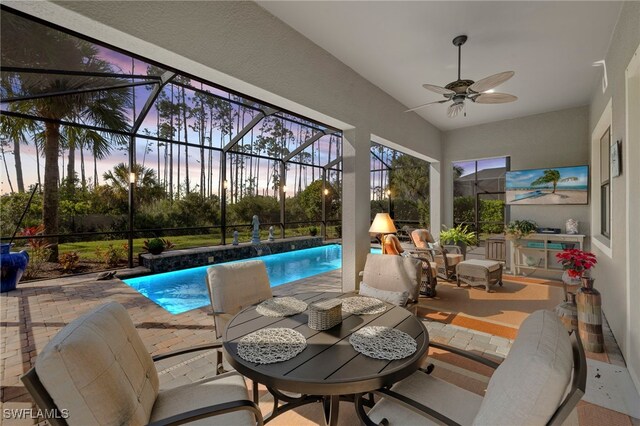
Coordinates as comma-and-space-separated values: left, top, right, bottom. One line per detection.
341, 128, 370, 292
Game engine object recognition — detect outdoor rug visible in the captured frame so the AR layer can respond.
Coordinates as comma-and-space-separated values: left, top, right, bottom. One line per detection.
416, 276, 564, 339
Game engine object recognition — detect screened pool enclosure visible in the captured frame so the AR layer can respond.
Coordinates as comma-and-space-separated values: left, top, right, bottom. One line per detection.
0, 8, 343, 272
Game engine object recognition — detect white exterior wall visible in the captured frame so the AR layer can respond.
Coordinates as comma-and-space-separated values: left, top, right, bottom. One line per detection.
442, 106, 591, 236
588, 1, 640, 391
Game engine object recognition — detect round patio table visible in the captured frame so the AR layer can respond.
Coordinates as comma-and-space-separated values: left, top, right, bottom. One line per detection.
223, 291, 429, 426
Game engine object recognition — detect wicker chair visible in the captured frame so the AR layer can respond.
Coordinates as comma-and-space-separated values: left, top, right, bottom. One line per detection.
21, 302, 263, 426
383, 234, 438, 297
410, 229, 464, 281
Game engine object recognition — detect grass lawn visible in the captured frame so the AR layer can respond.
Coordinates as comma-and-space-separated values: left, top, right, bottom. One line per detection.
57, 225, 340, 261
59, 234, 220, 260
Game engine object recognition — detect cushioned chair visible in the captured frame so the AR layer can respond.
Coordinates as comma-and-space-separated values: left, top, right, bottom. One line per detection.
359, 253, 422, 314
383, 234, 438, 297
21, 302, 263, 426
205, 260, 272, 376
364, 310, 586, 426
411, 229, 464, 281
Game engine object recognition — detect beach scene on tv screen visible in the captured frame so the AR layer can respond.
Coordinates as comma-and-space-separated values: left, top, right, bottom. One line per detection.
506, 166, 589, 205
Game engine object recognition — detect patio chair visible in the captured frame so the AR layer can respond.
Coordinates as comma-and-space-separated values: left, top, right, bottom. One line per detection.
359, 253, 422, 314
21, 302, 263, 426
383, 234, 438, 297
364, 309, 586, 426
411, 229, 464, 281
396, 225, 415, 242
205, 260, 272, 375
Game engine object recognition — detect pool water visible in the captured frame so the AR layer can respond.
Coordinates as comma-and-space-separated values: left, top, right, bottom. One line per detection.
124, 244, 377, 315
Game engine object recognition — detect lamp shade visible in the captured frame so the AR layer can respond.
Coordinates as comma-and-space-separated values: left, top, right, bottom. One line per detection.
369, 213, 397, 234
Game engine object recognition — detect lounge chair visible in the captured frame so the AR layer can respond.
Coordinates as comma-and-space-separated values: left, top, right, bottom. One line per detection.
21, 302, 263, 426
384, 234, 438, 297
411, 229, 464, 281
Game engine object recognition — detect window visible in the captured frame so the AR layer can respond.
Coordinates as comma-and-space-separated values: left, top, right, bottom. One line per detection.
600, 127, 611, 238
452, 157, 509, 243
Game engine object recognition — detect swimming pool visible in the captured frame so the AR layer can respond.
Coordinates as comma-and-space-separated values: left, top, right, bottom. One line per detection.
124, 244, 376, 314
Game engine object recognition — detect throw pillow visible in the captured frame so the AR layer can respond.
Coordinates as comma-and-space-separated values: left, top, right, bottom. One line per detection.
359, 282, 409, 306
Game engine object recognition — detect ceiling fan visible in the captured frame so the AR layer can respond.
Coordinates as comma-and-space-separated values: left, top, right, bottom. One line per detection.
406, 35, 517, 118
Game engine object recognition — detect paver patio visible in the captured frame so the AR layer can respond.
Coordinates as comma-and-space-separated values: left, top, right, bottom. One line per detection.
0, 268, 636, 425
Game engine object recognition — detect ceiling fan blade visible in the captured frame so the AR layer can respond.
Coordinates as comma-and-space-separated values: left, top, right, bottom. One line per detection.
405, 99, 449, 113
473, 92, 518, 104
468, 71, 515, 93
447, 102, 465, 118
422, 84, 455, 96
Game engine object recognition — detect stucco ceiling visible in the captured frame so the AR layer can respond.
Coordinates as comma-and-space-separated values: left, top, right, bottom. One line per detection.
259, 1, 622, 131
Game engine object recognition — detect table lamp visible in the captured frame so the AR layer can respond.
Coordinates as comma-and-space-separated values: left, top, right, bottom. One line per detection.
369, 213, 397, 254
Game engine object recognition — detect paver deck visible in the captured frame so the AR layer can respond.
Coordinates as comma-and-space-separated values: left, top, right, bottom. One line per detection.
0, 266, 636, 425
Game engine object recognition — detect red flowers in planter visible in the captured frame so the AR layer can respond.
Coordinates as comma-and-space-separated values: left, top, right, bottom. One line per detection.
556, 249, 597, 278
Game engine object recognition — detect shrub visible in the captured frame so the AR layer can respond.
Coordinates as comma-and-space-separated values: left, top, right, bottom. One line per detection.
144, 238, 165, 255
59, 252, 80, 273
24, 246, 51, 279
0, 191, 43, 237
95, 243, 128, 267
161, 238, 175, 250
439, 224, 477, 246
309, 226, 318, 236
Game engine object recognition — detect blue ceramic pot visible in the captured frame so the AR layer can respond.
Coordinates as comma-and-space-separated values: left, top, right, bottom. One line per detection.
1, 243, 29, 293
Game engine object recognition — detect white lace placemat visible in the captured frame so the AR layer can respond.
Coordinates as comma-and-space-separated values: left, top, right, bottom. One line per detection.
349, 326, 417, 360
237, 328, 307, 364
341, 296, 386, 315
256, 297, 308, 317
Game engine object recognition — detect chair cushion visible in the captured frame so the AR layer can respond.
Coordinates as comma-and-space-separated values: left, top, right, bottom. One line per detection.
411, 229, 435, 249
206, 260, 272, 314
458, 259, 502, 273
383, 234, 404, 255
35, 302, 158, 426
150, 371, 255, 425
368, 370, 483, 425
206, 260, 272, 338
362, 253, 421, 302
435, 253, 464, 266
472, 310, 573, 426
359, 282, 409, 306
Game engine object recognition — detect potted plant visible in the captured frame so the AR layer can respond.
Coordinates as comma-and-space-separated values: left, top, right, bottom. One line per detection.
439, 224, 477, 258
309, 226, 318, 237
504, 220, 537, 240
556, 248, 597, 286
144, 238, 166, 255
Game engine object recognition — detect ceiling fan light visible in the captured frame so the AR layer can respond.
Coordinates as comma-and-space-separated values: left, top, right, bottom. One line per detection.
447, 102, 464, 118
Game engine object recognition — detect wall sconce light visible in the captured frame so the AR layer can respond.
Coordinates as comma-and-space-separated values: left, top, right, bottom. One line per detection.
323, 188, 329, 195
223, 180, 229, 189
129, 172, 136, 184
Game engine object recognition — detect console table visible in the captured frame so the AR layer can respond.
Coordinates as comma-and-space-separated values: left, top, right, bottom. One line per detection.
510, 233, 586, 275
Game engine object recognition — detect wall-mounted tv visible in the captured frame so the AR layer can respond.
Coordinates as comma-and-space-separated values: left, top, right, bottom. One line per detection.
506, 165, 589, 205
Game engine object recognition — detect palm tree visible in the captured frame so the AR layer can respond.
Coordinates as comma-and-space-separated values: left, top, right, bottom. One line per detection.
531, 169, 578, 194
103, 162, 164, 209
0, 116, 38, 193
1, 14, 131, 260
